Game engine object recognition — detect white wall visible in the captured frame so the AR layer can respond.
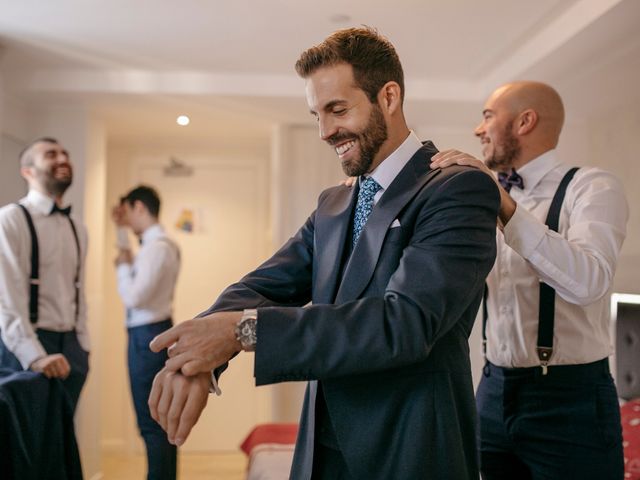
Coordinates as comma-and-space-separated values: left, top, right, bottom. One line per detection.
0, 92, 29, 206
587, 102, 640, 293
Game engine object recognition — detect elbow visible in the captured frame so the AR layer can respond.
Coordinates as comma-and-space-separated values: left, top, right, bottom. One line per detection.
571, 286, 611, 306
565, 268, 614, 306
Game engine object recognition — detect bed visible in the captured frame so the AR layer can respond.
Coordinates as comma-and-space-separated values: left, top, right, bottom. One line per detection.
240, 423, 298, 480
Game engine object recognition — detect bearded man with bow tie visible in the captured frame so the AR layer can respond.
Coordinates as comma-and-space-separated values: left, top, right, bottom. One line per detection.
0, 137, 89, 413
431, 82, 628, 480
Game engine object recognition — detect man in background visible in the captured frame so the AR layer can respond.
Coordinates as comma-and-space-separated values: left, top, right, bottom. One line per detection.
0, 137, 90, 413
112, 185, 180, 480
431, 81, 628, 479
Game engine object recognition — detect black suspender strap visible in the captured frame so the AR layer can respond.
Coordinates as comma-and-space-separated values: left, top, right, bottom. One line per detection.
537, 167, 579, 373
67, 216, 82, 324
15, 204, 40, 323
15, 203, 82, 325
481, 167, 579, 375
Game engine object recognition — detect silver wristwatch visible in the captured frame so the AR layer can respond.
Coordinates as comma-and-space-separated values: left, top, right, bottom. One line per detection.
235, 309, 257, 351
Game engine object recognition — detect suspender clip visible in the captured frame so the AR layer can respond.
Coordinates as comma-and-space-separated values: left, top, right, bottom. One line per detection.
29, 279, 40, 285
537, 346, 553, 376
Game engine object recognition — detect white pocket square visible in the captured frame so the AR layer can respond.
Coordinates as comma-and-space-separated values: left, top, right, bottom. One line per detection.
390, 219, 401, 228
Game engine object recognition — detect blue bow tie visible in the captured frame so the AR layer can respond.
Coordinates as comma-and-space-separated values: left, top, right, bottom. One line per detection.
497, 169, 524, 193
50, 204, 72, 216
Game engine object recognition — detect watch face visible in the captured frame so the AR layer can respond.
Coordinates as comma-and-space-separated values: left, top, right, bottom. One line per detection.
236, 317, 257, 351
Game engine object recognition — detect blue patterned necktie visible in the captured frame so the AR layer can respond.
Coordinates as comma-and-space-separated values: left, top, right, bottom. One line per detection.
497, 169, 524, 193
352, 176, 382, 249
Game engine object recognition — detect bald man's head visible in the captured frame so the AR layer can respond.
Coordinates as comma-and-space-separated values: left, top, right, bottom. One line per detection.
475, 81, 565, 171
496, 81, 564, 142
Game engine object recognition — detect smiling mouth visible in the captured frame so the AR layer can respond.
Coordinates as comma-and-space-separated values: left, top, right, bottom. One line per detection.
335, 140, 356, 156
54, 166, 71, 176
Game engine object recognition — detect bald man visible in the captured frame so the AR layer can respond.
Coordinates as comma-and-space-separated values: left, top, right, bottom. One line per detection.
431, 82, 627, 479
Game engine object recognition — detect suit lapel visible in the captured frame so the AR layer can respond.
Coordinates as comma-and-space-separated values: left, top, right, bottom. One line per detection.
314, 185, 358, 304
335, 143, 440, 303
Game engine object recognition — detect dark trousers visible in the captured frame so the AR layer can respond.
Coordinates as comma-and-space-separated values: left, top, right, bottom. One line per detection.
0, 329, 89, 412
476, 359, 624, 480
128, 320, 177, 480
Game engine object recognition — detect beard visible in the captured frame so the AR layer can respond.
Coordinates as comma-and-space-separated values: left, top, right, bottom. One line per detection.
34, 164, 73, 197
329, 104, 388, 177
485, 120, 521, 172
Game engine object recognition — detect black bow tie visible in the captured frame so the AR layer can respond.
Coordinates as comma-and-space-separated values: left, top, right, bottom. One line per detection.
50, 204, 72, 216
497, 169, 525, 193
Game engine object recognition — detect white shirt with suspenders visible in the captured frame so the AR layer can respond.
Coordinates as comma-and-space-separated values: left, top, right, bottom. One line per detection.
0, 189, 89, 369
483, 150, 628, 369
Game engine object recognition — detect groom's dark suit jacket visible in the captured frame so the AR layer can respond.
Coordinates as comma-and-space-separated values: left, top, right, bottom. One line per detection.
207, 142, 500, 479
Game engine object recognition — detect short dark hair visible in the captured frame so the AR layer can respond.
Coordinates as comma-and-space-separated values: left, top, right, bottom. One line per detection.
295, 26, 405, 104
121, 185, 161, 218
19, 137, 60, 167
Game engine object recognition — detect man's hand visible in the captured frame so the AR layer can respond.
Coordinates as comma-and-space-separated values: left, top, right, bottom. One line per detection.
114, 248, 133, 266
430, 149, 492, 176
150, 311, 243, 376
341, 177, 357, 187
30, 353, 71, 379
111, 204, 127, 226
148, 368, 210, 446
430, 149, 517, 228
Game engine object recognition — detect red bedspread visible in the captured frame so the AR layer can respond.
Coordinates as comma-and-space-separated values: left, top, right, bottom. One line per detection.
240, 423, 298, 456
623, 398, 640, 479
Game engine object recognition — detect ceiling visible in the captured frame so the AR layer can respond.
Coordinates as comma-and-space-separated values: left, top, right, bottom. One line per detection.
1, 0, 639, 144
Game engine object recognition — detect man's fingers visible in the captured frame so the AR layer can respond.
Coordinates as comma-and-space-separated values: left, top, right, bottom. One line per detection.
174, 377, 209, 446
181, 359, 209, 377
58, 357, 71, 378
148, 371, 165, 422
166, 380, 189, 444
155, 374, 174, 431
164, 352, 191, 372
150, 326, 181, 352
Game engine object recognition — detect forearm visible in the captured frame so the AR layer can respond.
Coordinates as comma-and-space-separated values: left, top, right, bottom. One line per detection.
504, 200, 626, 304
0, 314, 47, 369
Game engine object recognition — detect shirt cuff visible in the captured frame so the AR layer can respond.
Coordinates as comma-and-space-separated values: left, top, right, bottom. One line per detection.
13, 337, 48, 370
209, 370, 222, 396
502, 203, 547, 259
116, 227, 131, 249
116, 263, 133, 279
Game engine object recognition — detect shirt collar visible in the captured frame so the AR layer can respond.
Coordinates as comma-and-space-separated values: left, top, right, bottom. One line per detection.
25, 189, 57, 216
141, 223, 165, 245
515, 149, 561, 193
365, 130, 422, 191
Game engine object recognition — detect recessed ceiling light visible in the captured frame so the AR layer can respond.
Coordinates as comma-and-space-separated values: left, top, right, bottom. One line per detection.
176, 115, 190, 126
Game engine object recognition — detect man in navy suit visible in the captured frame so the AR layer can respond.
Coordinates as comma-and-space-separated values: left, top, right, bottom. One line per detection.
148, 27, 499, 479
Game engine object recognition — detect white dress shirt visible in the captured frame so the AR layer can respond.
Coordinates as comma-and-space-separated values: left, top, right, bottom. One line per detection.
486, 150, 629, 367
116, 224, 180, 328
366, 130, 423, 206
0, 189, 89, 368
